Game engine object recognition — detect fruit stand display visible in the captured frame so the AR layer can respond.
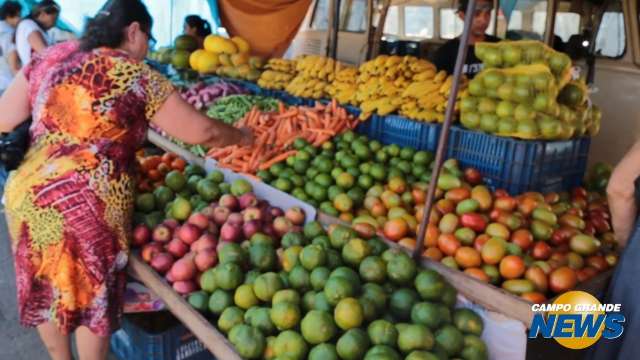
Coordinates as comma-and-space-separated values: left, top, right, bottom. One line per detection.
124, 148, 499, 360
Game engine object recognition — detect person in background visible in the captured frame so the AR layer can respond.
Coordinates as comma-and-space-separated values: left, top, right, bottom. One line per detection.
183, 14, 212, 48
0, 1, 22, 89
0, 0, 252, 359
15, 0, 59, 66
431, 0, 500, 78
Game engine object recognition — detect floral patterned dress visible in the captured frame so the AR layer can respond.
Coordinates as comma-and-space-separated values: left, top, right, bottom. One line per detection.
4, 41, 174, 336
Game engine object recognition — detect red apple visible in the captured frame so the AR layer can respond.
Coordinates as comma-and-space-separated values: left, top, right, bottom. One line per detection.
273, 216, 293, 237
195, 249, 218, 272
188, 213, 209, 230
170, 258, 197, 281
177, 224, 202, 245
285, 207, 305, 225
150, 252, 174, 273
221, 223, 242, 242
270, 207, 284, 218
243, 220, 261, 239
243, 207, 263, 222
227, 213, 244, 226
191, 233, 218, 252
238, 193, 258, 210
213, 206, 231, 225
162, 219, 179, 230
141, 242, 164, 263
173, 280, 197, 295
166, 238, 189, 258
132, 224, 151, 247
219, 194, 239, 211
200, 206, 216, 220
207, 222, 219, 236
152, 225, 172, 243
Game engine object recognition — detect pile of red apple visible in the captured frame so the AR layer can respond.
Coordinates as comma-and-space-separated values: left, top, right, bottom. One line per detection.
133, 191, 307, 295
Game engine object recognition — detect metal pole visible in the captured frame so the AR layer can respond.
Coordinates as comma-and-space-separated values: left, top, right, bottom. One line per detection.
544, 0, 558, 45
330, 0, 342, 59
412, 0, 478, 260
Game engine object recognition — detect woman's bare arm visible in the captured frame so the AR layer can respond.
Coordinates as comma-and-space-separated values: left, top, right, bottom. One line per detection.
0, 72, 30, 133
152, 92, 252, 148
27, 31, 47, 54
607, 141, 640, 247
7, 50, 20, 74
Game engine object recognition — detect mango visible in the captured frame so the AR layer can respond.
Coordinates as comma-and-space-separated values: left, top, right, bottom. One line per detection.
531, 220, 553, 241
502, 279, 536, 295
570, 234, 600, 256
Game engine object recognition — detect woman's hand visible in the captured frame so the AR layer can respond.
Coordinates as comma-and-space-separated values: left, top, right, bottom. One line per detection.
237, 127, 255, 147
153, 92, 253, 148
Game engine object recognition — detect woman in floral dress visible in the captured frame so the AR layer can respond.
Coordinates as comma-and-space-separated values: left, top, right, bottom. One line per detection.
0, 1, 252, 359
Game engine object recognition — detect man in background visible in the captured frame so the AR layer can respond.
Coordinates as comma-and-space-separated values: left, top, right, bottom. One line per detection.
432, 0, 500, 78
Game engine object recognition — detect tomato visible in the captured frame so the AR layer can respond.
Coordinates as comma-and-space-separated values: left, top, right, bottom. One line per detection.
438, 233, 461, 256
171, 158, 186, 171
550, 227, 578, 246
494, 196, 517, 212
455, 247, 482, 269
158, 163, 171, 175
572, 197, 588, 210
494, 189, 510, 198
162, 152, 176, 165
586, 255, 609, 272
589, 215, 611, 234
142, 156, 162, 171
423, 247, 443, 261
436, 199, 456, 215
525, 266, 549, 293
464, 268, 490, 282
148, 169, 163, 181
517, 196, 539, 216
464, 168, 483, 185
521, 292, 547, 304
474, 234, 491, 252
460, 213, 487, 232
412, 188, 427, 204
572, 187, 588, 199
549, 266, 577, 293
584, 222, 596, 236
531, 242, 552, 260
499, 255, 526, 280
445, 187, 471, 203
544, 192, 560, 204
511, 229, 533, 251
559, 214, 586, 230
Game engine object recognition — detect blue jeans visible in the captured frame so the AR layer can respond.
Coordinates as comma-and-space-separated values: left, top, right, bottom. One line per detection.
0, 163, 7, 188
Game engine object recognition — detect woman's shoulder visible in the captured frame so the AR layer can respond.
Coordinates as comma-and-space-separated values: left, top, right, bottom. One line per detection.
16, 19, 39, 33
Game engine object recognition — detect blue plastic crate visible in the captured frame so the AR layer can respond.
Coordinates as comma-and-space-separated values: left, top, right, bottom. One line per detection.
356, 115, 442, 152
110, 313, 215, 360
446, 126, 590, 194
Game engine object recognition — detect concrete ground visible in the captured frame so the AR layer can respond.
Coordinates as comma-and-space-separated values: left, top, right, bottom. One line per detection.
0, 209, 118, 360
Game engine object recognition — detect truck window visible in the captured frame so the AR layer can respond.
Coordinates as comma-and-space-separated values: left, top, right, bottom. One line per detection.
311, 0, 368, 32
595, 9, 625, 58
311, 0, 330, 30
440, 8, 463, 39
405, 6, 434, 38
384, 5, 400, 36
342, 0, 368, 32
554, 12, 581, 42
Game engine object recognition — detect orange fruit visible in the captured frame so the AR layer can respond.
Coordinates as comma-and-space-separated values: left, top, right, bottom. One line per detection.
437, 234, 461, 256
171, 158, 186, 171
499, 255, 526, 279
445, 187, 471, 203
464, 268, 490, 282
521, 292, 546, 304
398, 237, 417, 251
383, 218, 409, 242
511, 229, 533, 251
425, 224, 440, 247
549, 266, 577, 293
454, 247, 482, 269
423, 247, 443, 261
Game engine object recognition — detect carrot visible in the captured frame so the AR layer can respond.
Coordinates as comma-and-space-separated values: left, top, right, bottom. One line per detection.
258, 151, 298, 170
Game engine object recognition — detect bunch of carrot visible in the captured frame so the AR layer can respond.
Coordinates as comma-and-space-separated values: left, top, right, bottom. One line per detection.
207, 99, 358, 175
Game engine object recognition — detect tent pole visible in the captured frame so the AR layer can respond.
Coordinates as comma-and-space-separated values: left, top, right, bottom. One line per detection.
329, 0, 342, 59
413, 0, 478, 260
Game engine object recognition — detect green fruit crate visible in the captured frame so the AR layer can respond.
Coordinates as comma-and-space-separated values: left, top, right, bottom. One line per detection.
446, 126, 590, 194
110, 312, 215, 360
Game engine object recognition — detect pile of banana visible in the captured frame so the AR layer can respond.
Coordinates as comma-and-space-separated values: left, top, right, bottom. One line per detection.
257, 58, 297, 90
285, 55, 343, 99
325, 67, 358, 105
399, 70, 468, 123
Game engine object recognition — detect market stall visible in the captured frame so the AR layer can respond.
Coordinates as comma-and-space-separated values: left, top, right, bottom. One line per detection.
108, 1, 623, 360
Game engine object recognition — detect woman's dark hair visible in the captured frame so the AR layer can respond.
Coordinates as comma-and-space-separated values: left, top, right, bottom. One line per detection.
29, 0, 60, 19
0, 1, 22, 20
185, 15, 211, 37
80, 0, 153, 51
